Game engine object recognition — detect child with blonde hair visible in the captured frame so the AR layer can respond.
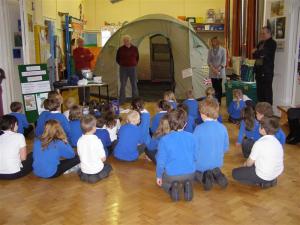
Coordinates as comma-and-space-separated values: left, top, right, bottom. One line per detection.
114, 110, 143, 161
164, 91, 177, 109
151, 100, 171, 134
228, 89, 246, 124
63, 97, 76, 120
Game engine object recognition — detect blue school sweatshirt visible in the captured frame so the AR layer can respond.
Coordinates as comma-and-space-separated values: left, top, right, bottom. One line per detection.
184, 115, 196, 133
156, 130, 196, 178
193, 120, 229, 172
237, 120, 261, 144
69, 120, 83, 147
45, 112, 71, 139
95, 128, 112, 156
114, 123, 142, 161
228, 100, 246, 119
10, 112, 29, 134
35, 111, 51, 137
183, 99, 199, 120
275, 128, 286, 145
146, 136, 163, 151
198, 114, 223, 124
151, 111, 167, 134
32, 139, 75, 178
138, 110, 151, 144
168, 100, 177, 109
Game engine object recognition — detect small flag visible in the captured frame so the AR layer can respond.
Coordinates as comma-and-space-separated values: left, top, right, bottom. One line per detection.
203, 78, 212, 86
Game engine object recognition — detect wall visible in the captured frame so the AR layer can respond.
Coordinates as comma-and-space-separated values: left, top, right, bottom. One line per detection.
83, 0, 225, 30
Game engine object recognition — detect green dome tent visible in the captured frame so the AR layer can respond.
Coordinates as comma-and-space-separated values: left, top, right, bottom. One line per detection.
93, 14, 209, 99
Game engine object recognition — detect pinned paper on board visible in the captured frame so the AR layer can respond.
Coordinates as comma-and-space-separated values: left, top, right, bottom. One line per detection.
182, 68, 193, 79
24, 95, 37, 111
36, 92, 48, 114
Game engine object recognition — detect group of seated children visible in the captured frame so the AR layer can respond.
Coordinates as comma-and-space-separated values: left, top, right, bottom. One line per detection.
0, 88, 284, 203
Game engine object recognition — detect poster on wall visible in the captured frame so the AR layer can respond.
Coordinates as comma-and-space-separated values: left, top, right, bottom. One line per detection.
24, 95, 37, 111
276, 17, 286, 39
267, 19, 276, 37
36, 92, 48, 114
271, 0, 284, 17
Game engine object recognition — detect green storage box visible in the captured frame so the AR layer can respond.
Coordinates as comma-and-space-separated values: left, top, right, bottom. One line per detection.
225, 81, 257, 106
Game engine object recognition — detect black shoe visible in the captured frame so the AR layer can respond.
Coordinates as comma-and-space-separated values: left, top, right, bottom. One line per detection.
260, 179, 277, 189
203, 171, 214, 191
212, 168, 228, 189
195, 171, 203, 184
170, 181, 180, 201
183, 180, 193, 201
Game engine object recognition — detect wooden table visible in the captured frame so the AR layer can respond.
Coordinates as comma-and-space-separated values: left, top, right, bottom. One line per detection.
55, 83, 109, 103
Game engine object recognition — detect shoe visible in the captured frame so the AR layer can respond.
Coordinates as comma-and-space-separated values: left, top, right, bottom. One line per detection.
170, 181, 180, 201
195, 171, 203, 184
183, 180, 193, 201
203, 171, 214, 191
260, 179, 277, 189
212, 168, 228, 189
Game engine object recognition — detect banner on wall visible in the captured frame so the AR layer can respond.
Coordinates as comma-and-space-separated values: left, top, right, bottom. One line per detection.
18, 64, 50, 123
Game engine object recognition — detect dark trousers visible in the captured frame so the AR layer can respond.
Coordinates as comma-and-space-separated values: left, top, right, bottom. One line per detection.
76, 70, 90, 105
162, 173, 195, 193
119, 66, 139, 104
79, 163, 112, 183
0, 152, 33, 180
49, 155, 80, 178
241, 137, 255, 158
232, 166, 273, 186
211, 78, 222, 104
256, 74, 273, 105
145, 148, 157, 164
24, 124, 34, 137
287, 108, 300, 139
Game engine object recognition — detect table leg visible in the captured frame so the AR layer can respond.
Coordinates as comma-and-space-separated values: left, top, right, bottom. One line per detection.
106, 84, 109, 102
98, 86, 101, 102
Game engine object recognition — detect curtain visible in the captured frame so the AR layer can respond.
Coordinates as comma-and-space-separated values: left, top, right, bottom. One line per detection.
246, 0, 257, 59
232, 0, 241, 57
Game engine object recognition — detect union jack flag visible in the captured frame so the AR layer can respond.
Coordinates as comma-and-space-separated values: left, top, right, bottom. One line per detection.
203, 78, 212, 86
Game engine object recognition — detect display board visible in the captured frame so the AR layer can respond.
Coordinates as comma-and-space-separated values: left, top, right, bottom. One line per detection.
18, 64, 51, 123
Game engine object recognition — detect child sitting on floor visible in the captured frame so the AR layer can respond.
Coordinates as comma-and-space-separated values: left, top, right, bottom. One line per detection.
145, 115, 170, 164
36, 99, 51, 137
164, 91, 177, 109
77, 115, 112, 184
177, 103, 196, 133
63, 97, 76, 120
0, 115, 33, 180
232, 116, 284, 188
156, 108, 196, 201
236, 106, 260, 158
9, 101, 33, 136
102, 108, 121, 143
193, 98, 229, 191
95, 116, 112, 156
69, 105, 83, 147
255, 102, 286, 145
228, 89, 246, 124
183, 90, 199, 121
33, 120, 79, 178
151, 100, 171, 134
89, 99, 101, 117
114, 110, 143, 161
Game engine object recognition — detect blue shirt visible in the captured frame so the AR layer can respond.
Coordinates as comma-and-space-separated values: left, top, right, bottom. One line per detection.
228, 100, 246, 119
146, 136, 163, 151
237, 120, 260, 144
151, 111, 167, 134
138, 110, 151, 144
183, 99, 199, 120
114, 123, 142, 161
95, 128, 112, 156
156, 131, 196, 178
193, 120, 229, 172
69, 120, 83, 147
184, 115, 196, 133
45, 112, 71, 139
33, 139, 75, 178
275, 128, 286, 146
35, 111, 51, 137
10, 112, 29, 134
168, 100, 177, 109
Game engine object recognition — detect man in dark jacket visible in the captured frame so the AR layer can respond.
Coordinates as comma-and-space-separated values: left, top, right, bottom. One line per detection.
253, 27, 277, 105
116, 35, 139, 104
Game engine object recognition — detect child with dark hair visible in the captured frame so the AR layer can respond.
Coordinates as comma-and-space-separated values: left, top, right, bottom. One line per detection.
232, 116, 284, 188
183, 90, 199, 121
255, 102, 286, 145
177, 103, 195, 133
102, 109, 121, 143
95, 116, 112, 156
151, 100, 171, 134
9, 101, 33, 135
89, 99, 101, 117
36, 99, 51, 137
228, 89, 246, 124
156, 109, 196, 202
131, 97, 150, 144
69, 105, 83, 147
236, 106, 261, 158
0, 115, 33, 180
193, 98, 229, 191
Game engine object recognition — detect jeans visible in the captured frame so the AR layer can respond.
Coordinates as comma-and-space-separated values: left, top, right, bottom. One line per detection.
119, 66, 139, 104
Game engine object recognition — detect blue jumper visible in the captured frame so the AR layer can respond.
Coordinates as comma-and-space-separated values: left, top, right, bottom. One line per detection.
183, 99, 199, 120
69, 120, 83, 147
237, 120, 260, 144
228, 100, 246, 120
151, 111, 167, 134
10, 112, 29, 134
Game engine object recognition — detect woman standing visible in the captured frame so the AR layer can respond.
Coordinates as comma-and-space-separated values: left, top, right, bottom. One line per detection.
207, 37, 226, 105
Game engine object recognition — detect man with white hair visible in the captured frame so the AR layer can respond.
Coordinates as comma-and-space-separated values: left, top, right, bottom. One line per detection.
116, 35, 139, 104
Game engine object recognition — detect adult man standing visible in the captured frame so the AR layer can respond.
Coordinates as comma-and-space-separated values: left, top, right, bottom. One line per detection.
73, 38, 94, 105
116, 35, 139, 104
253, 27, 277, 105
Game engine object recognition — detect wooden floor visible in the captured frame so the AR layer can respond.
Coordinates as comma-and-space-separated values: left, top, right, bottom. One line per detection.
1, 97, 300, 225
